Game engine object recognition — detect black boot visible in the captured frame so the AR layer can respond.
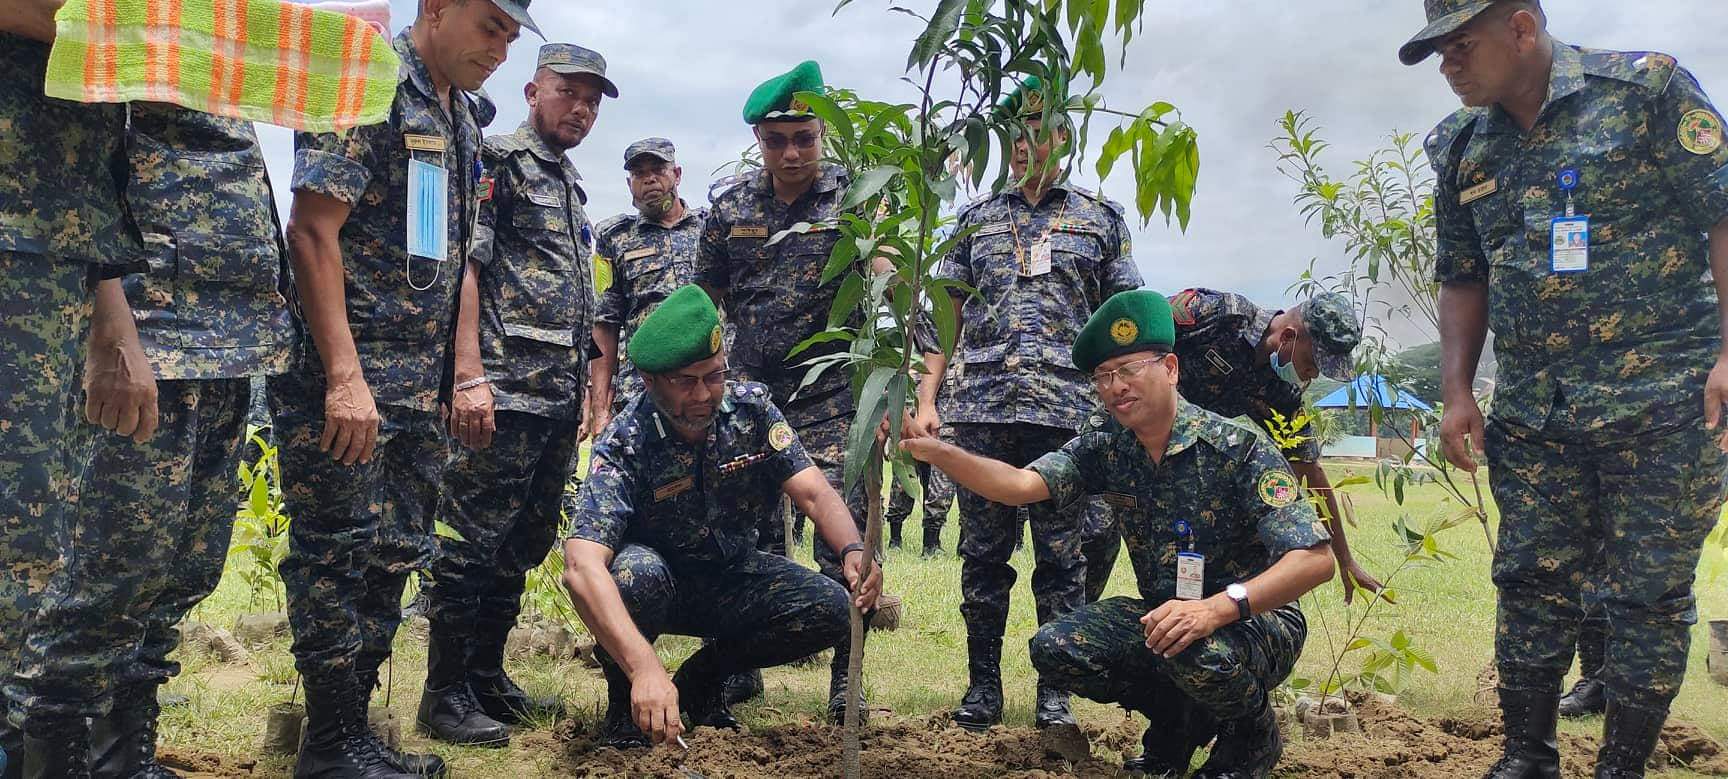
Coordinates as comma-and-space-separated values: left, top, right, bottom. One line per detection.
416, 626, 509, 747
888, 521, 904, 549
722, 669, 764, 707
672, 663, 739, 731
951, 637, 1003, 732
1560, 620, 1608, 718
1192, 696, 1281, 779
1034, 686, 1076, 729
597, 666, 648, 749
354, 670, 446, 778
1594, 701, 1667, 779
1481, 688, 1561, 779
921, 527, 943, 558
1124, 724, 1193, 777
1123, 687, 1216, 778
467, 620, 564, 726
294, 682, 415, 779
23, 721, 90, 779
826, 668, 867, 726
89, 685, 179, 779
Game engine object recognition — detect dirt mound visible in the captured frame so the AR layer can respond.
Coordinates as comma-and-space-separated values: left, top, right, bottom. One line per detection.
551, 714, 1143, 778
158, 747, 255, 777
1657, 722, 1728, 775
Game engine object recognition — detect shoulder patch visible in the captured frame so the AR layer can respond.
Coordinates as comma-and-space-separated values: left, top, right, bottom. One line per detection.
1678, 109, 1724, 156
1170, 289, 1199, 326
768, 422, 796, 452
1258, 470, 1302, 508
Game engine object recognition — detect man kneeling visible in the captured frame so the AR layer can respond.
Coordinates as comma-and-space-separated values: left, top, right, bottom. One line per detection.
902, 290, 1333, 778
562, 285, 883, 747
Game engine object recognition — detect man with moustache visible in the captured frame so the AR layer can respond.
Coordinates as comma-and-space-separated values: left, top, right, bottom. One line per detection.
905, 74, 1140, 732
562, 285, 881, 748
272, 0, 537, 773
1402, 1, 1728, 776
419, 42, 611, 748
589, 138, 708, 435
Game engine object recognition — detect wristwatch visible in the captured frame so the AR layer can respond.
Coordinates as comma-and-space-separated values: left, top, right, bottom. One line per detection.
1224, 583, 1251, 621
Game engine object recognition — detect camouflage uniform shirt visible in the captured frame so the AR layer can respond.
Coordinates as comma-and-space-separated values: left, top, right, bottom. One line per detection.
1167, 288, 1316, 462
695, 164, 856, 427
941, 183, 1142, 430
125, 104, 295, 380
1428, 42, 1728, 432
594, 203, 706, 346
1029, 400, 1329, 602
570, 381, 814, 572
471, 121, 593, 420
289, 30, 484, 412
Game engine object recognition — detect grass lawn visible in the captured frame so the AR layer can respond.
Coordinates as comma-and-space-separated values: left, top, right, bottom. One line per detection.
160, 463, 1728, 777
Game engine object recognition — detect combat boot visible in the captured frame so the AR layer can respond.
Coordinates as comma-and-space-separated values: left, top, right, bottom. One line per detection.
826, 669, 867, 726
353, 669, 446, 778
1034, 686, 1076, 729
888, 520, 904, 549
416, 625, 509, 747
596, 666, 649, 749
1481, 688, 1561, 779
672, 664, 739, 731
1593, 701, 1667, 778
721, 669, 764, 707
293, 683, 414, 779
951, 637, 1004, 731
1191, 696, 1281, 779
1559, 622, 1608, 718
89, 685, 180, 779
921, 526, 943, 558
22, 720, 91, 779
467, 620, 564, 726
1123, 722, 1193, 778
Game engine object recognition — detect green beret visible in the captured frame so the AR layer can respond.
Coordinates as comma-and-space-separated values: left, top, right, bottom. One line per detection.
743, 60, 824, 124
627, 285, 725, 373
995, 74, 1047, 119
1072, 290, 1175, 374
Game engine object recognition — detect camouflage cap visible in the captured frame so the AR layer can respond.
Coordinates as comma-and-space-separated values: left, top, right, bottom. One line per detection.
623, 137, 677, 168
538, 43, 619, 98
1398, 0, 1498, 65
1296, 293, 1361, 381
486, 0, 541, 40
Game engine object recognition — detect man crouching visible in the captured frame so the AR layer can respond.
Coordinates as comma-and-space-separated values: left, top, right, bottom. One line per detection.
562, 284, 883, 747
901, 290, 1332, 778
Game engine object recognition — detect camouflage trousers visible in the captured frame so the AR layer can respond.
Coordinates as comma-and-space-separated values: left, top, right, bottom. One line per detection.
9, 379, 249, 724
425, 410, 582, 636
1485, 416, 1725, 710
1030, 596, 1306, 721
950, 423, 1098, 642
598, 545, 850, 699
886, 458, 955, 534
269, 371, 446, 688
0, 252, 91, 746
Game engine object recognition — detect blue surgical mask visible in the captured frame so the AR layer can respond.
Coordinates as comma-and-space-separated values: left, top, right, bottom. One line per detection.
1270, 341, 1305, 388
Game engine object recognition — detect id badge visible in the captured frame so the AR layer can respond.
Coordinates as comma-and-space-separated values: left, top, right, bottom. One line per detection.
1175, 552, 1205, 601
407, 158, 449, 260
1550, 216, 1589, 273
1025, 238, 1052, 276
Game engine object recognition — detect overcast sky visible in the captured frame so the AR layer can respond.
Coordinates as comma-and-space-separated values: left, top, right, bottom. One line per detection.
259, 0, 1728, 344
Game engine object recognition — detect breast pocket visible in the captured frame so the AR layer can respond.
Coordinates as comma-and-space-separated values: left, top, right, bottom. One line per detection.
157, 232, 288, 349
511, 192, 571, 235
623, 251, 689, 303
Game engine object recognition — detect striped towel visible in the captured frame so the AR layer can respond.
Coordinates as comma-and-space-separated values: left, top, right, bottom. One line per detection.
43, 0, 400, 132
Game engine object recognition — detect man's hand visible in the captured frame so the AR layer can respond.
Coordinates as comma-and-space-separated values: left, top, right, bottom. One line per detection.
1438, 398, 1485, 472
1337, 556, 1386, 606
1706, 354, 1728, 453
1140, 598, 1232, 658
905, 403, 942, 440
449, 382, 495, 450
898, 437, 945, 464
321, 374, 380, 465
842, 548, 883, 611
84, 330, 160, 443
630, 667, 684, 746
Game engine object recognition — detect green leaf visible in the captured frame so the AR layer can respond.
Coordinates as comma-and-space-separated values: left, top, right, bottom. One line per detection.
908, 0, 968, 71
842, 166, 901, 211
828, 273, 866, 329
766, 221, 815, 247
435, 521, 467, 543
787, 329, 855, 360
820, 233, 862, 286
1343, 637, 1372, 653
842, 365, 896, 491
793, 90, 852, 143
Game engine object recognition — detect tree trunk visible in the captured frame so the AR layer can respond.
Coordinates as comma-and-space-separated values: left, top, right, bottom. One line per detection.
842, 441, 884, 779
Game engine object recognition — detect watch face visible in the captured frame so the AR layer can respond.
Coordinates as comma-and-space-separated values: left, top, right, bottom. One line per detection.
1227, 583, 1246, 599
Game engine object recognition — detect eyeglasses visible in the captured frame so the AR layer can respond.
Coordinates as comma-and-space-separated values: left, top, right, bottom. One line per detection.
759, 132, 820, 151
664, 368, 730, 391
1090, 355, 1167, 391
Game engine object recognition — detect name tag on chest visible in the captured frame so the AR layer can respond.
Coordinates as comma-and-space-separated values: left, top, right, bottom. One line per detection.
527, 192, 562, 208
1101, 492, 1138, 509
1459, 179, 1497, 205
730, 226, 769, 239
653, 475, 694, 502
623, 247, 658, 261
403, 134, 447, 152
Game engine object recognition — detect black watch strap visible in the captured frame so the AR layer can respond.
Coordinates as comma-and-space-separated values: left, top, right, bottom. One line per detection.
841, 541, 866, 557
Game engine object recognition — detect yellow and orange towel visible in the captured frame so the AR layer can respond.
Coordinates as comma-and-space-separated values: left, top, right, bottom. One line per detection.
44, 0, 399, 132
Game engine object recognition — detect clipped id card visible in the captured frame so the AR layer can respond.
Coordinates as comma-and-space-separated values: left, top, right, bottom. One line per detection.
1175, 552, 1205, 601
1024, 238, 1052, 276
1550, 216, 1589, 273
407, 158, 449, 260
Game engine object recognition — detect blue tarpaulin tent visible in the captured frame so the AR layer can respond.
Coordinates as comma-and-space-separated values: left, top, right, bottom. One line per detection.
1314, 375, 1433, 412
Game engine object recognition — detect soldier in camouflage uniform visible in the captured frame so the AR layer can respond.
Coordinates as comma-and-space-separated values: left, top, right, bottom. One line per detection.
903, 290, 1335, 778
694, 61, 883, 722
1403, 2, 1728, 776
562, 285, 881, 748
0, 14, 153, 775
589, 137, 707, 432
273, 1, 538, 775
421, 42, 609, 747
6, 104, 295, 778
908, 75, 1140, 731
1081, 289, 1372, 604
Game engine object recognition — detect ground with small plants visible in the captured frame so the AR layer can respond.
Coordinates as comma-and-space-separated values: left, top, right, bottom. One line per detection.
157, 461, 1728, 777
